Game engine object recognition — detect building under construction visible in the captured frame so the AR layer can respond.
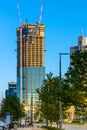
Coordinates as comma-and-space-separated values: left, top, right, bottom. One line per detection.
16, 23, 45, 115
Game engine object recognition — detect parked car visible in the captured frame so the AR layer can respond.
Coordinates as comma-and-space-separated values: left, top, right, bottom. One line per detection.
0, 126, 3, 130
0, 121, 8, 129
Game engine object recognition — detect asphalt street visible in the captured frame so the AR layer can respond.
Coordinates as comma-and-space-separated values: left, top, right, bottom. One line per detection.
13, 127, 44, 130
11, 123, 87, 130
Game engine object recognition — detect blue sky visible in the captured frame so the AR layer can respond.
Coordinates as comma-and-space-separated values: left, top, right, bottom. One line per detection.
0, 0, 87, 96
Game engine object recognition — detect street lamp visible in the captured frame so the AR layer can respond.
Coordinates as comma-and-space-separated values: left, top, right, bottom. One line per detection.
59, 53, 69, 130
31, 93, 33, 126
31, 91, 36, 126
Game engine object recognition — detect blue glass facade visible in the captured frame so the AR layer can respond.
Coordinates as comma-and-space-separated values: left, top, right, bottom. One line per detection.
17, 66, 45, 104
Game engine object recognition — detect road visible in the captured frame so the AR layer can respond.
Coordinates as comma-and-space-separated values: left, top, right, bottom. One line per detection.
11, 123, 87, 130
11, 125, 44, 130
16, 127, 44, 130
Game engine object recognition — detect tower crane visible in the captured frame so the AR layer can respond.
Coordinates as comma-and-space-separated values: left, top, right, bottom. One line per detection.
27, 2, 44, 43
16, 0, 23, 26
36, 2, 44, 26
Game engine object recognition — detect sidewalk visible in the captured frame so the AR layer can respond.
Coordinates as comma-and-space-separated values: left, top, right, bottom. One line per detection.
17, 127, 44, 130
11, 126, 44, 130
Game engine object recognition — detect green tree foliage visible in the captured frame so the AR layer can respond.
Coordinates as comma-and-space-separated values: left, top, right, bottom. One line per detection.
63, 51, 87, 117
36, 51, 87, 123
0, 96, 25, 120
37, 72, 68, 125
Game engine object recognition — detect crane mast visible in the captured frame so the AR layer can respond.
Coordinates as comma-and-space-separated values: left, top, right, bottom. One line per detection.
36, 2, 44, 25
16, 0, 23, 26
40, 2, 44, 24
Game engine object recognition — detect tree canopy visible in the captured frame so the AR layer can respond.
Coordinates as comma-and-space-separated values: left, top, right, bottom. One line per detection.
64, 51, 87, 108
0, 96, 25, 120
37, 51, 87, 123
61, 50, 87, 119
37, 72, 68, 125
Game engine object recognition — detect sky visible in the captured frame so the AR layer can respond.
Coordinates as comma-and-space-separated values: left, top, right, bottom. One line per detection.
0, 0, 87, 97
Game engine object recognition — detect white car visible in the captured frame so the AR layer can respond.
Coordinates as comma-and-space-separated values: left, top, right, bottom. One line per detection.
0, 121, 8, 129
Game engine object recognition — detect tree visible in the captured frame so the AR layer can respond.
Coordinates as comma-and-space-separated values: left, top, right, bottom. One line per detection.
63, 50, 87, 118
37, 72, 69, 127
37, 72, 55, 125
0, 96, 25, 120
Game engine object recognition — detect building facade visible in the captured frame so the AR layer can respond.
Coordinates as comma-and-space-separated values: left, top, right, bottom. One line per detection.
16, 24, 45, 109
70, 36, 87, 54
5, 82, 17, 97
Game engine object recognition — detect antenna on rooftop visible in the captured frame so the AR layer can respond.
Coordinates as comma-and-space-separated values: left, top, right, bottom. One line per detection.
16, 0, 23, 26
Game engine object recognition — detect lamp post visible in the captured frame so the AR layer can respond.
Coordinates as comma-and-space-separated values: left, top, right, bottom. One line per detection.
59, 53, 69, 130
31, 93, 33, 126
31, 91, 36, 126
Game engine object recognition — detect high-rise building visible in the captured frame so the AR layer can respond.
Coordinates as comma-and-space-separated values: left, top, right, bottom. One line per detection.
16, 24, 45, 109
70, 36, 87, 54
5, 82, 17, 97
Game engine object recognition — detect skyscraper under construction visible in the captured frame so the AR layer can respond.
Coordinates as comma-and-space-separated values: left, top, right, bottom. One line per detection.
16, 24, 45, 111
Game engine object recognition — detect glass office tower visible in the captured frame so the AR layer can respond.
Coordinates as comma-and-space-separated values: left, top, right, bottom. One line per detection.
16, 24, 45, 107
